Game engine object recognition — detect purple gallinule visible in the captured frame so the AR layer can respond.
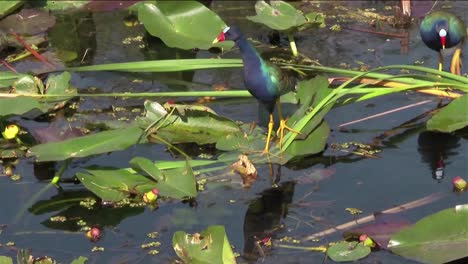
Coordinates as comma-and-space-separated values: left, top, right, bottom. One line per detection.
213, 26, 298, 153
420, 11, 466, 75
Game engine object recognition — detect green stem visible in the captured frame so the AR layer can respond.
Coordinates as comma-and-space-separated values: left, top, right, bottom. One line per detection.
0, 90, 252, 98
287, 32, 298, 57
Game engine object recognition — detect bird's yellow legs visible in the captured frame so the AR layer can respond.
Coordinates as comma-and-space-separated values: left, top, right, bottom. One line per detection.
450, 47, 462, 75
438, 48, 463, 75
438, 52, 443, 71
262, 101, 301, 154
275, 101, 300, 150
262, 114, 274, 154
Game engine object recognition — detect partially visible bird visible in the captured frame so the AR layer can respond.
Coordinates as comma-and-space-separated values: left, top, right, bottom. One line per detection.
420, 11, 466, 75
212, 26, 298, 153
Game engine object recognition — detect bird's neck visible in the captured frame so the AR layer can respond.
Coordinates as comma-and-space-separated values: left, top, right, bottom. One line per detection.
235, 35, 263, 70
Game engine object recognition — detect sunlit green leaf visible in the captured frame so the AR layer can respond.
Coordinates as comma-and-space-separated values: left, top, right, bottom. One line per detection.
247, 1, 323, 31
0, 1, 23, 20
327, 241, 371, 262
28, 125, 145, 162
138, 1, 232, 50
173, 225, 236, 264
388, 206, 468, 264
427, 94, 468, 132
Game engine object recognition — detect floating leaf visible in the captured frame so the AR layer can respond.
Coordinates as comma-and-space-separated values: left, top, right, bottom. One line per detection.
427, 94, 468, 132
28, 125, 144, 162
173, 225, 236, 264
388, 206, 468, 264
326, 241, 371, 262
138, 1, 232, 50
138, 102, 241, 145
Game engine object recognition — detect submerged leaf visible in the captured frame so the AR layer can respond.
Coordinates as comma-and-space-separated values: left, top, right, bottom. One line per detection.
388, 206, 468, 264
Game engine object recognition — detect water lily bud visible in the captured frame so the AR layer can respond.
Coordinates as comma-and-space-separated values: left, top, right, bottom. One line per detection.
2, 124, 19, 139
359, 234, 375, 248
452, 176, 467, 191
143, 189, 159, 203
86, 227, 100, 241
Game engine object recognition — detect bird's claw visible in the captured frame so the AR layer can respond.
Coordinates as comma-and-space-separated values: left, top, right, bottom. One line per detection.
276, 119, 301, 150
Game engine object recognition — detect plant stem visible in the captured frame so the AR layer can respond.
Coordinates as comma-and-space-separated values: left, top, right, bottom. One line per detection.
287, 32, 298, 57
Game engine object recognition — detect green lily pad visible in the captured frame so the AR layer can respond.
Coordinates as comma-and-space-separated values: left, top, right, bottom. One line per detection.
427, 94, 468, 132
173, 225, 236, 264
138, 1, 232, 50
327, 241, 371, 262
247, 1, 324, 31
28, 125, 145, 162
388, 206, 468, 264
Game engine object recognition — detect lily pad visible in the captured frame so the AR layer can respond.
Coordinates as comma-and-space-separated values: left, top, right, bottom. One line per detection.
326, 241, 371, 262
138, 1, 232, 50
173, 225, 236, 264
388, 206, 468, 264
427, 94, 468, 132
247, 1, 324, 31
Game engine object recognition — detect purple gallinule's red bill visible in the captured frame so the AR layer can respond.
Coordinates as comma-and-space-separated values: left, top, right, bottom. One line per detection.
420, 11, 466, 75
212, 26, 298, 154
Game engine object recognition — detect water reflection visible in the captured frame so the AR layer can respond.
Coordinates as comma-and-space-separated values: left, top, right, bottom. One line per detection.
417, 131, 461, 181
242, 181, 295, 261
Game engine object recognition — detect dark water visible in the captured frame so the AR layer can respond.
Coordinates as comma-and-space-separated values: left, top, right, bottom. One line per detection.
1, 1, 467, 263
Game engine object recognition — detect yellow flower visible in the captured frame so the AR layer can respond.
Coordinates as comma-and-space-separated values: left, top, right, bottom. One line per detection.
143, 189, 159, 203
2, 125, 19, 139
